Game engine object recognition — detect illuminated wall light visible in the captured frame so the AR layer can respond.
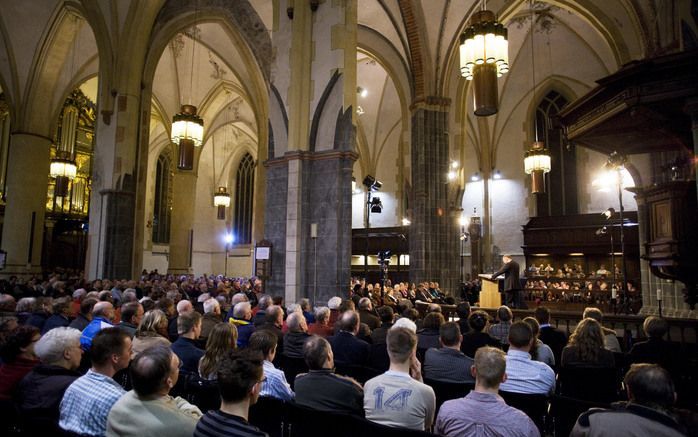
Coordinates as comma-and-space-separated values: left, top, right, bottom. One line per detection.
357, 86, 368, 98
492, 169, 502, 179
470, 172, 481, 182
447, 171, 457, 181
451, 161, 460, 169
402, 218, 411, 226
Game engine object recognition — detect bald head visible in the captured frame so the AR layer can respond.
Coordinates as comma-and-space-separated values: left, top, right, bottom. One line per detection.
176, 300, 193, 315
93, 301, 115, 322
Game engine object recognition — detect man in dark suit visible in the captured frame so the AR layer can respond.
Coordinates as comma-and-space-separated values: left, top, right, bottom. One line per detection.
491, 255, 524, 309
328, 310, 370, 366
534, 306, 567, 367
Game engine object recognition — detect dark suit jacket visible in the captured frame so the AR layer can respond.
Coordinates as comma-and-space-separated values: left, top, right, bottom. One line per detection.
328, 331, 370, 366
492, 260, 521, 291
358, 309, 380, 330
539, 325, 567, 366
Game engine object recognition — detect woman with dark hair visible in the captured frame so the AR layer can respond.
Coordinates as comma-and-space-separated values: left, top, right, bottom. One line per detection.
0, 325, 40, 400
198, 323, 238, 380
561, 318, 615, 368
417, 312, 444, 350
460, 310, 501, 358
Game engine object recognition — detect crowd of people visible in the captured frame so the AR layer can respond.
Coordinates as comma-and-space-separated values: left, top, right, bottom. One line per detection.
0, 270, 692, 437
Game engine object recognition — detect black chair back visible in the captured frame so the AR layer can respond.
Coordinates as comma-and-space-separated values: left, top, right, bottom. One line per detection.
499, 390, 549, 435
550, 394, 610, 437
423, 378, 474, 415
278, 354, 309, 389
558, 367, 619, 403
368, 343, 390, 372
248, 396, 287, 437
333, 363, 381, 384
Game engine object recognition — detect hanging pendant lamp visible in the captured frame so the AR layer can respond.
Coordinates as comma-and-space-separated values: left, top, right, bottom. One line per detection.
213, 186, 231, 220
459, 5, 509, 116
50, 151, 77, 197
172, 104, 204, 170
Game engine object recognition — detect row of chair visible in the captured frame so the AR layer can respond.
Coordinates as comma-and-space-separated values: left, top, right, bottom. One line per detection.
249, 396, 434, 437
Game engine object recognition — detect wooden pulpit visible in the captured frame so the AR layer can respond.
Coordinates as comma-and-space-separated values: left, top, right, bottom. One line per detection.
478, 274, 502, 308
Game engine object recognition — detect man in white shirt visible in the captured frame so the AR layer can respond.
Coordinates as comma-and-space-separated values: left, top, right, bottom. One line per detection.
364, 327, 436, 431
499, 322, 555, 395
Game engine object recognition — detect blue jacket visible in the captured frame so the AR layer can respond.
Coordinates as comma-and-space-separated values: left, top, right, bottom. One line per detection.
80, 317, 113, 350
230, 318, 255, 348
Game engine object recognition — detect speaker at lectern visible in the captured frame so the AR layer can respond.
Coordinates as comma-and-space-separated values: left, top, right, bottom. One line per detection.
478, 274, 502, 309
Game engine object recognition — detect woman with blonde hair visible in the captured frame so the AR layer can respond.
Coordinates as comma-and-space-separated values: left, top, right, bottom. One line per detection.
561, 318, 615, 368
198, 322, 238, 380
131, 309, 170, 357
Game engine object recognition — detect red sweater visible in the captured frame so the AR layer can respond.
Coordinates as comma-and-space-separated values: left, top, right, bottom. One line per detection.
0, 356, 39, 400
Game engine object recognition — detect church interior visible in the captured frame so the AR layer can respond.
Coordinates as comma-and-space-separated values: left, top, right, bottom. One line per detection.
0, 1, 697, 435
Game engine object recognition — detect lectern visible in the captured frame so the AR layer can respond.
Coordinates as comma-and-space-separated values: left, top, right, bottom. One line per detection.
478, 274, 502, 308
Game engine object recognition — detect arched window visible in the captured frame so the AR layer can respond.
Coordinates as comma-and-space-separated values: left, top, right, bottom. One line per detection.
535, 91, 576, 216
234, 153, 255, 244
153, 154, 172, 243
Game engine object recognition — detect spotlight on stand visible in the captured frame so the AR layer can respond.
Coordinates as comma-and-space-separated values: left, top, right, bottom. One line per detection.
363, 175, 382, 191
370, 197, 383, 213
602, 208, 616, 220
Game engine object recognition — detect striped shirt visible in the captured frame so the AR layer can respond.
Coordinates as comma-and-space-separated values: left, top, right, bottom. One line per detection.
260, 360, 294, 401
59, 369, 126, 436
194, 410, 268, 437
435, 391, 539, 437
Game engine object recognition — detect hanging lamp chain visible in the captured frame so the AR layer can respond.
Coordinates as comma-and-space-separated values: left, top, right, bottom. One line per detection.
530, 0, 539, 142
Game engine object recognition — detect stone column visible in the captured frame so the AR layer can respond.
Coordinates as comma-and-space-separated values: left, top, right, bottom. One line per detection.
168, 170, 197, 275
1, 133, 51, 276
409, 98, 460, 294
264, 0, 357, 304
85, 94, 140, 280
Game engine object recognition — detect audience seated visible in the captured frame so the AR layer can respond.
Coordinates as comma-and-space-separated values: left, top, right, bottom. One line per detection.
370, 306, 394, 345
295, 335, 364, 416
194, 350, 268, 437
534, 306, 567, 365
248, 330, 294, 402
358, 297, 380, 330
417, 312, 444, 351
42, 297, 73, 334
132, 309, 171, 357
59, 327, 131, 436
364, 327, 435, 431
300, 298, 316, 324
200, 297, 223, 340
561, 318, 615, 368
583, 307, 622, 352
499, 321, 555, 395
522, 317, 555, 368
455, 302, 471, 335
571, 364, 687, 437
629, 316, 677, 372
118, 301, 144, 338
328, 310, 370, 366
69, 297, 97, 331
488, 306, 513, 345
308, 306, 334, 338
256, 305, 285, 358
199, 323, 237, 380
460, 310, 501, 358
80, 301, 115, 349
171, 311, 205, 373
16, 327, 82, 433
230, 301, 256, 348
435, 347, 539, 437
251, 295, 273, 327
424, 322, 474, 384
26, 296, 52, 332
106, 344, 202, 437
283, 311, 311, 358
0, 325, 40, 400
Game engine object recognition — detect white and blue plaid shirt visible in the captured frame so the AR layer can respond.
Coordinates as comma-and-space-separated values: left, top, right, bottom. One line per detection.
260, 360, 295, 401
59, 369, 126, 436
